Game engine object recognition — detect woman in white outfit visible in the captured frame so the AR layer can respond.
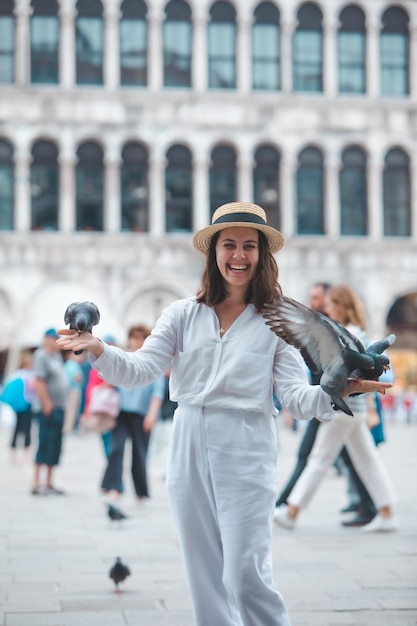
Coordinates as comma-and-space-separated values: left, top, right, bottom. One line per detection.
57, 204, 391, 626
274, 285, 398, 533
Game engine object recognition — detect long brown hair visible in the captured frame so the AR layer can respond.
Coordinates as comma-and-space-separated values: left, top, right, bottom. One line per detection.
327, 285, 367, 330
196, 230, 282, 310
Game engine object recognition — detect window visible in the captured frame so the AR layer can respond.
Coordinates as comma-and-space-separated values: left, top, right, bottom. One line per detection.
0, 0, 14, 84
381, 7, 409, 96
253, 145, 280, 229
76, 0, 103, 85
208, 2, 236, 89
30, 140, 59, 230
120, 0, 147, 86
252, 2, 280, 90
338, 5, 365, 93
209, 145, 237, 216
76, 142, 104, 230
296, 147, 324, 234
30, 0, 59, 84
0, 139, 14, 230
340, 146, 367, 235
383, 148, 411, 236
121, 142, 149, 231
293, 3, 323, 92
164, 1, 192, 87
165, 145, 193, 232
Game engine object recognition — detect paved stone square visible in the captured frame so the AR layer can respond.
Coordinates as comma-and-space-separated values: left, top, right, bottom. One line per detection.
0, 412, 416, 626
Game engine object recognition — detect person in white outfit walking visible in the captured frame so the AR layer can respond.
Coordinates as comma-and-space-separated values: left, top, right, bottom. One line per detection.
57, 204, 391, 626
274, 284, 398, 534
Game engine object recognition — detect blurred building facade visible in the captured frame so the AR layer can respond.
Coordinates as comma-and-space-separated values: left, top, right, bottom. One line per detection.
0, 0, 416, 371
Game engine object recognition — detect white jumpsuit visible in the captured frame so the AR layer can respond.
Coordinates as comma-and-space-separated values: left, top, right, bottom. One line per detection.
92, 298, 336, 626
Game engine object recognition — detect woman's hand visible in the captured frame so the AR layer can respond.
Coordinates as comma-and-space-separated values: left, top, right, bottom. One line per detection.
344, 378, 393, 397
56, 329, 105, 358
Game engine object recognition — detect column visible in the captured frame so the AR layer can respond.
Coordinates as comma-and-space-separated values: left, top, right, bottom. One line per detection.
104, 149, 121, 232
237, 152, 253, 202
237, 15, 251, 94
367, 153, 383, 239
193, 156, 210, 230
148, 8, 163, 92
149, 154, 165, 235
280, 152, 297, 237
325, 153, 340, 236
192, 14, 207, 92
14, 1, 31, 85
367, 17, 380, 98
14, 148, 31, 232
104, 5, 120, 90
323, 19, 337, 97
59, 154, 76, 232
280, 19, 295, 93
411, 161, 417, 241
409, 24, 417, 99
59, 5, 75, 88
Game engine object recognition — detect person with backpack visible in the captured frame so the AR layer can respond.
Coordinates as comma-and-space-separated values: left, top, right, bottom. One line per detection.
1, 349, 36, 462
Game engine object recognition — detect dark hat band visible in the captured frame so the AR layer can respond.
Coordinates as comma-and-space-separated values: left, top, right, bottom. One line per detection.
213, 212, 267, 227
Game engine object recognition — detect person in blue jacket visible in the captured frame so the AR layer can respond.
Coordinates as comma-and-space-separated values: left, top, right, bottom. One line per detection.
100, 324, 166, 503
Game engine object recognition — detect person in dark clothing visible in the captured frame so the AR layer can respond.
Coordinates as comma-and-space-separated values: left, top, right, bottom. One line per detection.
275, 282, 330, 510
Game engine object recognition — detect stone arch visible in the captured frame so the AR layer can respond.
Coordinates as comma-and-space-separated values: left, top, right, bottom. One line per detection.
0, 289, 14, 379
17, 282, 125, 348
386, 290, 417, 388
387, 291, 417, 349
122, 285, 184, 333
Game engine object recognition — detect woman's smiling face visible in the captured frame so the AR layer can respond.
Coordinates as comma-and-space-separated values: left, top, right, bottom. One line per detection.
215, 227, 259, 290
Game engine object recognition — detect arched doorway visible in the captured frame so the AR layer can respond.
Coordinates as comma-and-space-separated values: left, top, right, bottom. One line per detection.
386, 292, 417, 388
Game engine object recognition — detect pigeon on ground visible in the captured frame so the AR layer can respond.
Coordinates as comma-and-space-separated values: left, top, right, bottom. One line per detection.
107, 503, 128, 522
263, 296, 395, 417
109, 557, 131, 592
64, 301, 100, 354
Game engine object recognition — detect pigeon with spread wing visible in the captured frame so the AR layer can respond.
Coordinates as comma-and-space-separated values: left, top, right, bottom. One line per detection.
263, 296, 395, 417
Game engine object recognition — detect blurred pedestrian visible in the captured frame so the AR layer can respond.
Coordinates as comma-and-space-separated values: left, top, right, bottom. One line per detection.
57, 202, 390, 625
63, 350, 84, 434
82, 335, 119, 457
340, 365, 395, 527
274, 285, 398, 533
1, 348, 36, 463
31, 329, 68, 496
100, 325, 165, 503
275, 281, 331, 508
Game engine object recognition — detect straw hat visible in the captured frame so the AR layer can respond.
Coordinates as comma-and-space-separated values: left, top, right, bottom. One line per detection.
193, 202, 284, 255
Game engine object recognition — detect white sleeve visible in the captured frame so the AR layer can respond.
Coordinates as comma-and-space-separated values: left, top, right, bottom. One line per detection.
273, 340, 335, 422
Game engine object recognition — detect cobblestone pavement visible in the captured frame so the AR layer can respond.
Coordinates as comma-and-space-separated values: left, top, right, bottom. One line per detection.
0, 412, 416, 626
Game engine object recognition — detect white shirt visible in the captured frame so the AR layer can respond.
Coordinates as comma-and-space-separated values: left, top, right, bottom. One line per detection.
91, 297, 335, 421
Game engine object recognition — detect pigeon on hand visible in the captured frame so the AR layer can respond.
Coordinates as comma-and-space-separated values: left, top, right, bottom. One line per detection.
263, 296, 395, 417
109, 557, 131, 592
107, 503, 128, 523
64, 301, 100, 355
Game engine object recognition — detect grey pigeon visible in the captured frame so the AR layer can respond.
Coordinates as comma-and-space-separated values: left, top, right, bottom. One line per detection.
64, 301, 100, 355
107, 503, 128, 522
109, 557, 131, 592
351, 335, 396, 380
263, 296, 395, 417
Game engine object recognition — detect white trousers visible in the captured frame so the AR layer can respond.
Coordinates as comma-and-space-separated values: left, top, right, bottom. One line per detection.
289, 412, 396, 510
166, 405, 291, 626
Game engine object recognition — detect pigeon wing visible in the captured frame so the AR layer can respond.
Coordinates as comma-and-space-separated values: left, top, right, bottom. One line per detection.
324, 316, 366, 353
263, 297, 345, 377
366, 334, 396, 356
